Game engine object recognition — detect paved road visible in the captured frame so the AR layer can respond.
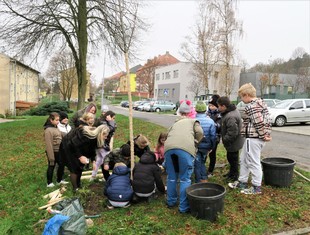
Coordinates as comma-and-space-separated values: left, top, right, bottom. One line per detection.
109, 105, 310, 171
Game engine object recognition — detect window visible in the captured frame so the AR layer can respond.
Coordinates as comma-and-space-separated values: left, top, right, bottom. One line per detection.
291, 101, 303, 109
165, 72, 171, 79
305, 100, 310, 108
156, 74, 160, 81
162, 73, 164, 80
173, 70, 179, 78
172, 88, 175, 97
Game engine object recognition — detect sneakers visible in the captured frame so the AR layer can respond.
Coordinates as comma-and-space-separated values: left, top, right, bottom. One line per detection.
57, 180, 69, 185
241, 186, 262, 195
47, 183, 55, 188
228, 181, 248, 190
207, 173, 214, 178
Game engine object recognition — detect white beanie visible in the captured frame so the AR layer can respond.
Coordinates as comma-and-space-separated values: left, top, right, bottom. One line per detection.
179, 100, 191, 114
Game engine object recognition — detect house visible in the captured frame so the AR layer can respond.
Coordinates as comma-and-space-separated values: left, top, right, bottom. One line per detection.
60, 67, 91, 102
240, 72, 307, 99
154, 62, 241, 103
119, 64, 142, 92
0, 53, 39, 116
136, 51, 180, 97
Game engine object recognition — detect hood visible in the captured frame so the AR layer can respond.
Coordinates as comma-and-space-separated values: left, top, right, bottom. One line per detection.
113, 165, 130, 175
221, 104, 236, 115
140, 151, 156, 164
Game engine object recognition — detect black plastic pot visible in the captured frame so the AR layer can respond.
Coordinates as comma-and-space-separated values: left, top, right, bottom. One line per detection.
261, 157, 295, 187
186, 182, 226, 222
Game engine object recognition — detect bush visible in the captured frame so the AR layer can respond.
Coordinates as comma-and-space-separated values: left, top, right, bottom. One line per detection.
24, 101, 73, 116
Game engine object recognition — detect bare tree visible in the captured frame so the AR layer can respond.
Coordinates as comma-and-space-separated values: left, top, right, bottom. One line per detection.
291, 47, 306, 60
45, 51, 76, 102
105, 0, 145, 178
186, 75, 205, 98
0, 0, 143, 109
298, 67, 310, 98
209, 0, 243, 96
181, 1, 218, 93
136, 58, 160, 97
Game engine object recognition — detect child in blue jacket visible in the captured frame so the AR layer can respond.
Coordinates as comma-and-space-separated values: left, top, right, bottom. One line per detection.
104, 162, 133, 209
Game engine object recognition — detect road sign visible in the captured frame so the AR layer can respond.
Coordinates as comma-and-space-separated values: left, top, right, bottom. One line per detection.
163, 89, 168, 95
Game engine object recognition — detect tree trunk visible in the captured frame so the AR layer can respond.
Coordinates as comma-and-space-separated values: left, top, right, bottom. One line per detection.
125, 52, 135, 179
76, 0, 88, 110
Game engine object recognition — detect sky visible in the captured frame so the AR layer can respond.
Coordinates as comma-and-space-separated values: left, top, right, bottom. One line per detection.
89, 0, 310, 84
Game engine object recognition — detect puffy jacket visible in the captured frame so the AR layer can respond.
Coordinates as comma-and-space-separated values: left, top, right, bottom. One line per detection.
104, 165, 133, 202
132, 152, 165, 194
196, 113, 216, 151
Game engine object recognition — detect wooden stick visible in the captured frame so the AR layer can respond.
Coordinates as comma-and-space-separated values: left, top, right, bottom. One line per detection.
294, 169, 310, 182
43, 189, 60, 199
81, 173, 103, 180
82, 169, 102, 175
39, 197, 64, 210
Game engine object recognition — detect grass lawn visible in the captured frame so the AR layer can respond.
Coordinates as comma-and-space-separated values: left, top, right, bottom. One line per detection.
0, 114, 309, 235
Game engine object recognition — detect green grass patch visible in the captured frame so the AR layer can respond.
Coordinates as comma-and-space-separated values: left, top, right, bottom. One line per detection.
0, 115, 309, 234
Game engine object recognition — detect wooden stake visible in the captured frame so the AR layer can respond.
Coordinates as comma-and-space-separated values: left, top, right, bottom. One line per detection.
39, 197, 64, 210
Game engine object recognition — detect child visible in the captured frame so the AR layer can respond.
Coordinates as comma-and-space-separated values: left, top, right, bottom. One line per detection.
132, 151, 165, 203
206, 95, 221, 177
154, 132, 168, 165
91, 111, 117, 181
103, 144, 131, 180
127, 134, 151, 158
44, 112, 67, 187
104, 162, 133, 209
229, 83, 272, 194
194, 101, 216, 183
57, 111, 72, 136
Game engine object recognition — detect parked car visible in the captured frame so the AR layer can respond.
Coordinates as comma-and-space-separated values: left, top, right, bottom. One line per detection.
120, 100, 129, 107
237, 99, 281, 117
150, 100, 176, 112
137, 101, 150, 111
268, 99, 310, 127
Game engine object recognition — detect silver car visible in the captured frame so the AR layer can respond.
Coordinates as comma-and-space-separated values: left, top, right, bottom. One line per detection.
237, 99, 281, 117
269, 99, 310, 127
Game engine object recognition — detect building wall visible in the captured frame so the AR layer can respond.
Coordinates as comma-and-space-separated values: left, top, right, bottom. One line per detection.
119, 73, 136, 92
154, 62, 241, 103
0, 54, 39, 115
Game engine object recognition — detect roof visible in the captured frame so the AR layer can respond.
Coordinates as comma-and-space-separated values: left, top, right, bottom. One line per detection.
105, 71, 126, 80
0, 53, 40, 74
138, 51, 180, 72
130, 64, 142, 73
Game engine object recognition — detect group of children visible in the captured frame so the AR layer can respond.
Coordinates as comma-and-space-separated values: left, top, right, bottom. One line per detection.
44, 82, 271, 211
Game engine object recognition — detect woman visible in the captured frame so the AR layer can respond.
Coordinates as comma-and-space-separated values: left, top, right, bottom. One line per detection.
59, 124, 110, 191
164, 100, 204, 213
70, 103, 97, 128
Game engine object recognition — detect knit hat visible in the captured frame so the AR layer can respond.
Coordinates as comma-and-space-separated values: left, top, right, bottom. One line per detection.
101, 105, 109, 113
209, 95, 220, 108
121, 144, 131, 157
135, 134, 149, 149
59, 111, 68, 121
195, 101, 207, 113
178, 100, 191, 114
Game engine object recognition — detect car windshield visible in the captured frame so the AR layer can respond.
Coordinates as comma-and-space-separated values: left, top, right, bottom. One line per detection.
272, 100, 293, 109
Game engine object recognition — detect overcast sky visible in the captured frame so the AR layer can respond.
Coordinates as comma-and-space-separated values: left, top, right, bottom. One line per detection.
88, 0, 310, 84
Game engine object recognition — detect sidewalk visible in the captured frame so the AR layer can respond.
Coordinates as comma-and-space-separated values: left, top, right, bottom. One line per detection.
272, 124, 310, 136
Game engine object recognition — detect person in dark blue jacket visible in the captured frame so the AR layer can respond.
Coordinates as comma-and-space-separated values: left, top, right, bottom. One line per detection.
194, 101, 216, 183
104, 162, 133, 209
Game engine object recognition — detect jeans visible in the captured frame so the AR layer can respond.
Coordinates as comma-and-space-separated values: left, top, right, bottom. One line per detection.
194, 150, 208, 183
165, 149, 194, 213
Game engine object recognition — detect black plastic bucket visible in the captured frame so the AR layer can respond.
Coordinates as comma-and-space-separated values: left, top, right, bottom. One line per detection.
186, 182, 226, 221
261, 157, 295, 187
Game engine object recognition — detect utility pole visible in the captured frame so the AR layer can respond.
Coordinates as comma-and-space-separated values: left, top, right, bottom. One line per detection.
101, 50, 108, 112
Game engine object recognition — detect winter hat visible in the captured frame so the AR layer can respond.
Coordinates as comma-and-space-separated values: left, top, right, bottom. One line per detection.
59, 111, 68, 121
135, 134, 149, 149
121, 144, 131, 157
178, 100, 192, 114
101, 105, 109, 113
195, 101, 207, 113
209, 94, 220, 108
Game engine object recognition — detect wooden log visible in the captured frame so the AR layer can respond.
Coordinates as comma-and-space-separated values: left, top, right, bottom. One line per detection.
82, 169, 102, 175
38, 197, 64, 210
43, 189, 60, 199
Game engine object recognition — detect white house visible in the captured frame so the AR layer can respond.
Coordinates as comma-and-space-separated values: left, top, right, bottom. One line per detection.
154, 62, 241, 103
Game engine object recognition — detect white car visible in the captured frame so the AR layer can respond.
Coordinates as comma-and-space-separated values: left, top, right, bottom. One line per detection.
237, 99, 281, 117
269, 99, 310, 127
